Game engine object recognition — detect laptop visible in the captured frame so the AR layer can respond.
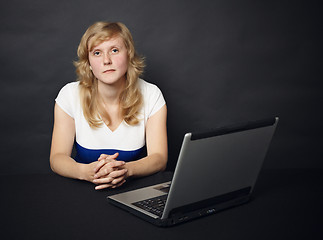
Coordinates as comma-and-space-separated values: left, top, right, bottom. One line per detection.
107, 117, 279, 227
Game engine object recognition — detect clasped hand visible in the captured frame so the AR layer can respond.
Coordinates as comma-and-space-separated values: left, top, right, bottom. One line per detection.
92, 153, 128, 190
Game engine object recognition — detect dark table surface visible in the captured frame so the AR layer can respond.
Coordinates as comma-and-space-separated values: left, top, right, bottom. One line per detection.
1, 169, 322, 240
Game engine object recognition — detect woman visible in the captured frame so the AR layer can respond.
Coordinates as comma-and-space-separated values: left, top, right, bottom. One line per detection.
50, 21, 167, 190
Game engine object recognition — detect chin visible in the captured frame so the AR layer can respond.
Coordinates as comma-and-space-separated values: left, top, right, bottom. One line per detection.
98, 77, 125, 86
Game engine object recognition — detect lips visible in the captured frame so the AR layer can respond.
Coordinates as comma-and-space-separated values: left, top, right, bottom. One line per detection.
103, 69, 115, 73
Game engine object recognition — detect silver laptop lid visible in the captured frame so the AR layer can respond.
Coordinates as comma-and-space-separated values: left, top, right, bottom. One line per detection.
162, 117, 278, 219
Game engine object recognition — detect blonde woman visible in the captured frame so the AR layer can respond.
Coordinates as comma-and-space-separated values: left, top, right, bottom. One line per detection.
50, 22, 167, 190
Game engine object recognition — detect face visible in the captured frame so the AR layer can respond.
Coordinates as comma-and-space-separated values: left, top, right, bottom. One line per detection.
88, 36, 128, 86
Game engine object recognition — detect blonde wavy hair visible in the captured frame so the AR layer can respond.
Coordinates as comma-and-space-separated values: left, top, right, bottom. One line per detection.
74, 21, 145, 128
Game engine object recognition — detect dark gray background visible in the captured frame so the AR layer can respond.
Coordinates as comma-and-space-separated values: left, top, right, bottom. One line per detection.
0, 0, 322, 175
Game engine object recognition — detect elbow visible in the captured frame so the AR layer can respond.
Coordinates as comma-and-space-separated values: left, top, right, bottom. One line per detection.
49, 155, 58, 174
148, 153, 167, 173
49, 159, 56, 173
50, 163, 56, 174
159, 155, 168, 172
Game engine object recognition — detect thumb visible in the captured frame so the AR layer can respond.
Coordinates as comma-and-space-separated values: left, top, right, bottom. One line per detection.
98, 154, 109, 161
107, 152, 119, 160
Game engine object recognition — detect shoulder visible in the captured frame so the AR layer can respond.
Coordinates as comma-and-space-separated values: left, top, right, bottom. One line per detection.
56, 82, 80, 100
58, 81, 80, 93
138, 79, 166, 118
138, 78, 162, 97
55, 82, 80, 117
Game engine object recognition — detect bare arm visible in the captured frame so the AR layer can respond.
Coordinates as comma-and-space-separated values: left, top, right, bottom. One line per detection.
50, 104, 95, 181
126, 104, 168, 178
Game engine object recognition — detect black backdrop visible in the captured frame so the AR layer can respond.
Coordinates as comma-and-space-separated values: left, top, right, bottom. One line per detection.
0, 0, 322, 175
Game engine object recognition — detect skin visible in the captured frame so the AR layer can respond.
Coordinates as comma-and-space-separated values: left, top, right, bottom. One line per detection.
50, 35, 168, 190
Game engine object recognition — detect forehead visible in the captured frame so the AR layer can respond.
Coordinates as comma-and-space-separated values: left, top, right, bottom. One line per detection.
88, 35, 125, 51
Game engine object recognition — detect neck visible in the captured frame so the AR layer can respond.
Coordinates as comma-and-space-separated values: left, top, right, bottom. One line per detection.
97, 78, 126, 106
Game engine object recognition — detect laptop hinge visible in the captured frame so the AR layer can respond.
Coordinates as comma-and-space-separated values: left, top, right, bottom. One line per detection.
168, 187, 251, 218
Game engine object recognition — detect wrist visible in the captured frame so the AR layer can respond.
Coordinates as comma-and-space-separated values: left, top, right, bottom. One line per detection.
124, 162, 134, 178
77, 163, 88, 181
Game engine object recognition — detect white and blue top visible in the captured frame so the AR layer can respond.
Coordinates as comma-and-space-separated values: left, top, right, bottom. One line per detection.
55, 79, 166, 164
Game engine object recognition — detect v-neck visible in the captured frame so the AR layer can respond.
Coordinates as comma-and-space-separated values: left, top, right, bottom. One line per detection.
103, 119, 125, 133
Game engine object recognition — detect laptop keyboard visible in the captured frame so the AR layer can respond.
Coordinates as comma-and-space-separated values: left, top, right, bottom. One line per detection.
132, 195, 167, 217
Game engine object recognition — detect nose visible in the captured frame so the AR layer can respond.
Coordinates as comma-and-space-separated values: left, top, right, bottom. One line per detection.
103, 53, 112, 65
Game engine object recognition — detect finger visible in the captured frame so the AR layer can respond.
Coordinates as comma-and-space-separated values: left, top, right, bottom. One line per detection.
94, 167, 114, 179
108, 168, 128, 178
94, 160, 125, 178
95, 183, 113, 190
111, 180, 126, 189
98, 154, 109, 161
97, 152, 119, 162
105, 160, 125, 169
111, 175, 126, 185
94, 158, 117, 173
105, 152, 119, 160
93, 176, 114, 185
94, 178, 125, 190
94, 159, 107, 173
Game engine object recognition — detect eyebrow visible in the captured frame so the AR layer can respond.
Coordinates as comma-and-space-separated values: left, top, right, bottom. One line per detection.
91, 44, 123, 52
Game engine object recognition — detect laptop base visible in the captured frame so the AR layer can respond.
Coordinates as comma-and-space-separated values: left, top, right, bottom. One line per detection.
108, 192, 251, 227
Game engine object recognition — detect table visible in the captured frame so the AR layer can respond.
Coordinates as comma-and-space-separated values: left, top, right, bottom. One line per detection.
1, 169, 322, 240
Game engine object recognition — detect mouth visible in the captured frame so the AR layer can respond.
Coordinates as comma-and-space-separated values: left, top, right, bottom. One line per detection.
103, 69, 115, 73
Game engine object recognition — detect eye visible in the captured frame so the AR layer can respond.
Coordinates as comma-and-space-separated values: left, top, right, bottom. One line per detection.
111, 48, 119, 54
93, 50, 101, 56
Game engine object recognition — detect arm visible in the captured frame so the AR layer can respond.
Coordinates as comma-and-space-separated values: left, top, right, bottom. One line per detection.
125, 104, 168, 178
50, 103, 95, 181
92, 105, 168, 189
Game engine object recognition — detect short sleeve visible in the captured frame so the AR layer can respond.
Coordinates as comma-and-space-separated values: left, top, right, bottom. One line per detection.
148, 85, 166, 118
55, 82, 79, 118
139, 79, 166, 119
